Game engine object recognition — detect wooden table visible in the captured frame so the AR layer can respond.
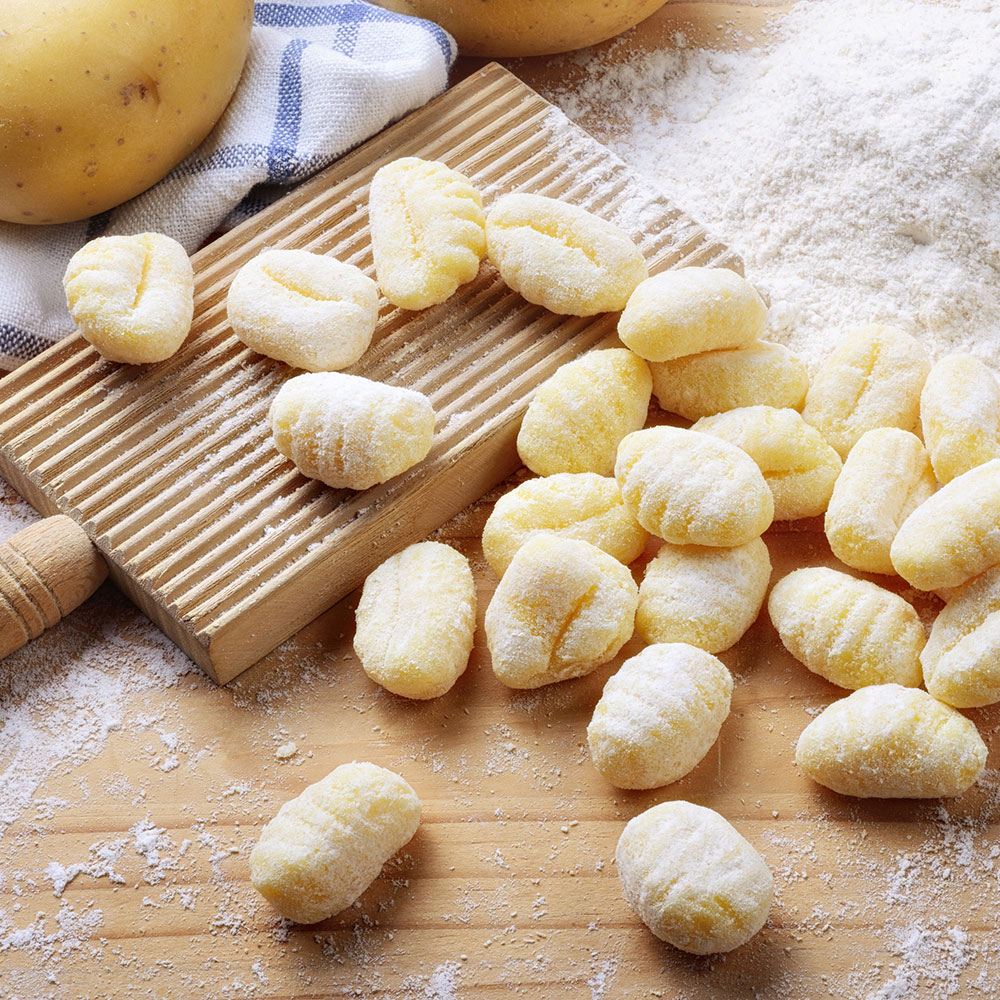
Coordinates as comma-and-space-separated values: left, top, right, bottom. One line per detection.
4, 4, 998, 999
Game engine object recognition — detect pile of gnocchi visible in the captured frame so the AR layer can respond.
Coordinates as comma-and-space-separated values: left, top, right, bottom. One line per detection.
62, 155, 1000, 957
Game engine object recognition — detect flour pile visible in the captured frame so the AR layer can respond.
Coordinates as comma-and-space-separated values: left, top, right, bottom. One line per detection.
548, 0, 1000, 369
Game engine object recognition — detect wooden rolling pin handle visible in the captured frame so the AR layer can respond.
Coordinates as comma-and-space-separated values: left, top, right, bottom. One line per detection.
0, 515, 109, 660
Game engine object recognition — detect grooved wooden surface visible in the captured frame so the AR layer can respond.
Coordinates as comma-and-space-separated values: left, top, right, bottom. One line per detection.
4, 4, 999, 1000
0, 63, 735, 683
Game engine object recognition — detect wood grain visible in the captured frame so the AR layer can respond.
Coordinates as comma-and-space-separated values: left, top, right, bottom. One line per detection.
0, 63, 735, 684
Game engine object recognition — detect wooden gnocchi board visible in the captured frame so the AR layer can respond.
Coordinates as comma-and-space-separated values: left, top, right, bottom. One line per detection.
0, 62, 736, 683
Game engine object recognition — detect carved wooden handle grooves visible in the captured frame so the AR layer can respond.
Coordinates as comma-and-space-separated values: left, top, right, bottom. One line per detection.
0, 515, 108, 660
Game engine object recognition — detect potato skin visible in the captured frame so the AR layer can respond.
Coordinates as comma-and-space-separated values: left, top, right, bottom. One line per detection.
373, 0, 669, 57
0, 0, 253, 224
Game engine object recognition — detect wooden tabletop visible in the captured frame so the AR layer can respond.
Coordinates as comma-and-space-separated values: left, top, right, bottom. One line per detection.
4, 3, 999, 999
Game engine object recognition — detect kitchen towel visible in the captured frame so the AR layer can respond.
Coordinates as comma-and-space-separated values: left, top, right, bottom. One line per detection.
0, 0, 456, 370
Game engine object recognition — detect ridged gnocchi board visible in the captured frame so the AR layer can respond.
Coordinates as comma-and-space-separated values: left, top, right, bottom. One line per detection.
0, 63, 738, 684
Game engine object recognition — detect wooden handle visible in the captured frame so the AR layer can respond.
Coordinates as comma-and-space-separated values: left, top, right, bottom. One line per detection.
0, 515, 108, 659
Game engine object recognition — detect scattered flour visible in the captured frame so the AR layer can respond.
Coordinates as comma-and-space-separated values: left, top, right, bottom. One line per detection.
543, 0, 1000, 370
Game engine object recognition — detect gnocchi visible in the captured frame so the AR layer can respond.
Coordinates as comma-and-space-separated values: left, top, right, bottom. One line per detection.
890, 458, 1000, 591
615, 426, 774, 546
693, 406, 842, 521
63, 232, 194, 364
767, 567, 924, 689
485, 193, 647, 316
481, 472, 648, 578
801, 324, 930, 458
824, 428, 936, 575
516, 349, 652, 477
249, 761, 421, 924
635, 537, 771, 653
484, 534, 638, 689
650, 340, 809, 420
369, 157, 486, 310
921, 565, 1000, 708
616, 800, 773, 954
587, 643, 733, 789
920, 353, 1000, 485
269, 371, 435, 490
795, 684, 986, 798
617, 266, 766, 364
354, 541, 476, 700
226, 248, 379, 372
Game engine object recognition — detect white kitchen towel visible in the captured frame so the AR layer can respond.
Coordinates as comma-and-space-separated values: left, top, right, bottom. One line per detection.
0, 0, 456, 370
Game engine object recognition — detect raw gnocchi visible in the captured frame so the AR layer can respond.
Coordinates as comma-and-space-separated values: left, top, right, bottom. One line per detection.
616, 800, 773, 954
369, 157, 486, 310
650, 340, 809, 420
484, 534, 638, 689
635, 538, 771, 653
481, 472, 648, 577
920, 353, 1000, 485
226, 248, 379, 372
890, 458, 1000, 591
617, 266, 766, 364
693, 405, 842, 521
767, 567, 924, 689
921, 565, 1000, 708
269, 371, 435, 490
824, 427, 936, 575
587, 643, 733, 789
354, 541, 476, 700
485, 192, 647, 315
801, 324, 930, 458
249, 761, 421, 924
615, 426, 774, 546
795, 684, 986, 798
516, 349, 652, 477
63, 232, 194, 364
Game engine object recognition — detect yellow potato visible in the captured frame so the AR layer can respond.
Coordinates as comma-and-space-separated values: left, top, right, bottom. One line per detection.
0, 0, 253, 224
372, 0, 669, 57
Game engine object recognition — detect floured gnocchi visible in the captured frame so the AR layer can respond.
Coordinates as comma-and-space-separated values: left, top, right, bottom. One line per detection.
63, 231, 194, 364
269, 371, 435, 490
227, 248, 379, 372
485, 192, 647, 315
369, 157, 486, 310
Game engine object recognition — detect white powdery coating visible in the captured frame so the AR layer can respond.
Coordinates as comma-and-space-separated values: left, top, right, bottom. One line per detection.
543, 0, 1000, 367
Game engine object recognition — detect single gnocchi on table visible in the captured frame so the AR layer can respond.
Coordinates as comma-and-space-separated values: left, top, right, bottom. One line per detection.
587, 643, 733, 790
269, 371, 435, 490
824, 427, 936, 576
768, 567, 924, 690
693, 405, 842, 521
616, 800, 773, 954
369, 157, 486, 310
484, 534, 638, 689
485, 192, 648, 316
795, 684, 987, 798
801, 323, 930, 458
615, 426, 774, 547
481, 472, 648, 578
516, 348, 652, 477
249, 761, 422, 924
920, 353, 1000, 485
226, 248, 379, 372
650, 340, 809, 420
890, 458, 1000, 591
63, 232, 194, 364
921, 564, 1000, 708
617, 266, 767, 363
354, 541, 476, 700
636, 537, 771, 653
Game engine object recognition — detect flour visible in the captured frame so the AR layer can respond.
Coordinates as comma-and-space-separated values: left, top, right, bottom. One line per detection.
544, 0, 1000, 370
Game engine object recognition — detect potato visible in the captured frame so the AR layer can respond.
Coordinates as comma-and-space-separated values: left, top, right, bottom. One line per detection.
373, 0, 669, 57
0, 0, 253, 224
